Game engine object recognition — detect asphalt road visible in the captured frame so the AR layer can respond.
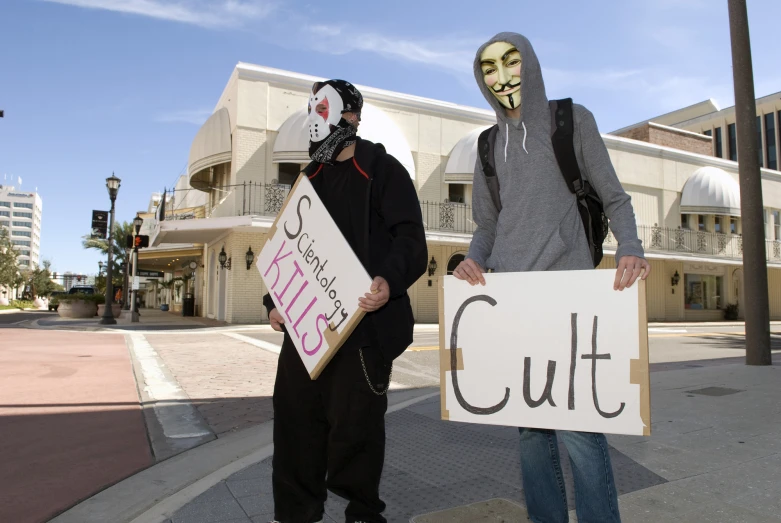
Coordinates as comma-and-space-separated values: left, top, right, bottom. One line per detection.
0, 310, 55, 326
240, 324, 781, 390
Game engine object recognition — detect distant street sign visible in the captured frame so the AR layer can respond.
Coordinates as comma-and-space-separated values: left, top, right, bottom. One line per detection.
132, 276, 140, 290
91, 210, 109, 239
137, 270, 164, 278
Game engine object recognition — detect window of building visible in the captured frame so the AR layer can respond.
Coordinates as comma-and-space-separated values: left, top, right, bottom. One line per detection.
12, 240, 31, 247
728, 123, 738, 161
685, 274, 724, 310
774, 211, 781, 240
12, 221, 31, 228
681, 214, 690, 229
731, 217, 739, 234
12, 231, 31, 237
714, 127, 723, 158
698, 215, 706, 231
715, 216, 722, 233
0, 201, 9, 207
766, 113, 777, 171
757, 115, 764, 168
0, 220, 8, 227
13, 211, 32, 218
277, 163, 301, 186
13, 202, 33, 209
447, 253, 466, 275
19, 250, 30, 256
0, 211, 9, 217
448, 184, 466, 204
703, 129, 712, 137
19, 260, 28, 266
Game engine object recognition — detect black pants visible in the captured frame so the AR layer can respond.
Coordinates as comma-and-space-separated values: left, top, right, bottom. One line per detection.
272, 333, 390, 523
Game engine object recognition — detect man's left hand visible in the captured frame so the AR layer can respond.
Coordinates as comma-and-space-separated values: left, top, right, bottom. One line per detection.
359, 276, 390, 312
614, 256, 651, 291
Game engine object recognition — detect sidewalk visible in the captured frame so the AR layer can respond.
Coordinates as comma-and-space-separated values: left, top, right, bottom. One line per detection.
52, 352, 780, 523
30, 308, 233, 332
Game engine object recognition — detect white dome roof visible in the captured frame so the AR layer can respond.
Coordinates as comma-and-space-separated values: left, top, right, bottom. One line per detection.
272, 103, 416, 180
680, 166, 741, 217
445, 126, 492, 177
188, 107, 232, 190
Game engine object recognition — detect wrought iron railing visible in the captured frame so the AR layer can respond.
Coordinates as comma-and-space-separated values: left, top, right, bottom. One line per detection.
161, 183, 781, 262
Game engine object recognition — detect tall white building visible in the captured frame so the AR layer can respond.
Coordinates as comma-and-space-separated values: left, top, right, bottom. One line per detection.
0, 185, 43, 269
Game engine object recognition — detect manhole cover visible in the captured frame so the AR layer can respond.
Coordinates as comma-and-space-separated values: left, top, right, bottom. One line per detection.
686, 387, 743, 397
412, 498, 527, 523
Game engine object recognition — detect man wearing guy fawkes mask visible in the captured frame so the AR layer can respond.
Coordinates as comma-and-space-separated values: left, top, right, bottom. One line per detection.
263, 79, 427, 523
455, 33, 651, 523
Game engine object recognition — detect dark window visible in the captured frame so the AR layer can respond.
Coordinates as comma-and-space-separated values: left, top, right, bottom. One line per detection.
684, 274, 724, 310
13, 202, 33, 209
766, 113, 777, 170
728, 123, 737, 161
715, 216, 722, 233
448, 184, 466, 204
703, 129, 712, 136
774, 210, 780, 240
757, 116, 764, 167
447, 253, 466, 275
698, 214, 706, 231
714, 127, 723, 158
277, 163, 300, 186
731, 217, 738, 234
681, 214, 689, 229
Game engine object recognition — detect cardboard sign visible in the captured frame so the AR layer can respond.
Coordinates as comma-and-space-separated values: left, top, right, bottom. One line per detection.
439, 270, 650, 436
256, 176, 372, 379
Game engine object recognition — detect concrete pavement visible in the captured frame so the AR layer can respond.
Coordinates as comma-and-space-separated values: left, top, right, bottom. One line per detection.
7, 310, 781, 522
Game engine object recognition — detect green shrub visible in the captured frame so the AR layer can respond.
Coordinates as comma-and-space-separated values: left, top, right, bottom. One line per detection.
59, 293, 106, 305
10, 300, 34, 310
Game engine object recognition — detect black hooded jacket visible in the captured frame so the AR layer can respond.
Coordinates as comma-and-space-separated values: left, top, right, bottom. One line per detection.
263, 137, 428, 362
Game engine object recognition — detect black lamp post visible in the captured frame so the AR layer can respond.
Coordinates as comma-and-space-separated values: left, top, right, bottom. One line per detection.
98, 261, 105, 274
130, 213, 143, 322
100, 173, 121, 325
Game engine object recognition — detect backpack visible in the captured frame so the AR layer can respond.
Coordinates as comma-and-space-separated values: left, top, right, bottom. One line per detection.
477, 98, 609, 267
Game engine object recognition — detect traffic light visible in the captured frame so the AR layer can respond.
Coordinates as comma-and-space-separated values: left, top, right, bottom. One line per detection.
135, 235, 149, 248
126, 235, 134, 249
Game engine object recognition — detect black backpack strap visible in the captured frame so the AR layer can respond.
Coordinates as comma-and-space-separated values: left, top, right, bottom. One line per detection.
549, 98, 586, 198
477, 125, 502, 212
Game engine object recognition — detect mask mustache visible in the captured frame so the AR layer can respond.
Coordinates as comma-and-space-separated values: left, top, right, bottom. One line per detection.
492, 80, 520, 94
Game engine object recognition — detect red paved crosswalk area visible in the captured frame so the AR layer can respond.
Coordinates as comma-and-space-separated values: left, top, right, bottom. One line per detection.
0, 330, 152, 523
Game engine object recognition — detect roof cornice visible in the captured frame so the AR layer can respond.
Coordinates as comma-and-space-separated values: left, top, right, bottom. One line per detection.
235, 63, 496, 123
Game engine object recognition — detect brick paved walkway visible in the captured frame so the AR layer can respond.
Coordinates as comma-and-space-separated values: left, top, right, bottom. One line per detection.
144, 333, 278, 435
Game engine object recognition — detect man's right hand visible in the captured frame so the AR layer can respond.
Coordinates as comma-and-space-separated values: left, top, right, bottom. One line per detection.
269, 308, 285, 332
453, 258, 486, 286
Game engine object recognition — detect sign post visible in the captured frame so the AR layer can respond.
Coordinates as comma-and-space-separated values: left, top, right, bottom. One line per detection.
439, 271, 650, 436
256, 176, 372, 379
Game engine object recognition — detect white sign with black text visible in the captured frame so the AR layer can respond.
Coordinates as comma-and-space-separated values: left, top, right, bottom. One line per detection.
439, 270, 650, 436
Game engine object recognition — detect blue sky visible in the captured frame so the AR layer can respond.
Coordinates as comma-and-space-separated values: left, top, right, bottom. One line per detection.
1, 0, 780, 276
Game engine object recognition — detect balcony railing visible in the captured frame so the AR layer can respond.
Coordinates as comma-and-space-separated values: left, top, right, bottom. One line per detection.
161, 182, 781, 263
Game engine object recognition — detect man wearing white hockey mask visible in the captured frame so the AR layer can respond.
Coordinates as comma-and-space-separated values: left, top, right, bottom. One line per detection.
264, 79, 428, 523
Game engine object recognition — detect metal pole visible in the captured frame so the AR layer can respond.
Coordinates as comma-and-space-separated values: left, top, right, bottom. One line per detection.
728, 0, 771, 365
123, 250, 131, 310
131, 246, 140, 322
99, 199, 117, 325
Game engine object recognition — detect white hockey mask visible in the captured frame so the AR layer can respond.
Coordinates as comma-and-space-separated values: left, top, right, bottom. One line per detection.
307, 84, 345, 143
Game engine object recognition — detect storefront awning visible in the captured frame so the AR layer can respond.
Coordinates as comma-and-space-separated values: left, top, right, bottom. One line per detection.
189, 107, 232, 191
680, 166, 741, 216
444, 126, 491, 184
151, 215, 275, 246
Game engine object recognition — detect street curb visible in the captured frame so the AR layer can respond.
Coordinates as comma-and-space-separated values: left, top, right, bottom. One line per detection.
49, 387, 439, 523
648, 321, 781, 327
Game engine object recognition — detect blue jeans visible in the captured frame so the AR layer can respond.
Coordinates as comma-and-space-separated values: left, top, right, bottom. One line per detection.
518, 428, 620, 523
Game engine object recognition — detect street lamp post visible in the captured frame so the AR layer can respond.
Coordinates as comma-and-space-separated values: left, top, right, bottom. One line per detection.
99, 173, 121, 325
131, 213, 143, 323
728, 0, 771, 365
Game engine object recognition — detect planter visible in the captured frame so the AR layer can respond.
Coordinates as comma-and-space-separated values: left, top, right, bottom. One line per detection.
160, 304, 170, 312
58, 300, 98, 319
33, 297, 46, 309
97, 304, 122, 318
0, 297, 8, 306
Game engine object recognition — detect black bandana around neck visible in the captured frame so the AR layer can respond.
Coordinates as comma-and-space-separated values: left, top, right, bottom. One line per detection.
307, 79, 363, 165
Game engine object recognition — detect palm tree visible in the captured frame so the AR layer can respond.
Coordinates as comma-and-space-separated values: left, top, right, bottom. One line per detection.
82, 220, 134, 286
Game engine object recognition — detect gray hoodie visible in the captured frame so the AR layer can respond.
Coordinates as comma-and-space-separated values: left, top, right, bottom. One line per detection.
467, 32, 644, 272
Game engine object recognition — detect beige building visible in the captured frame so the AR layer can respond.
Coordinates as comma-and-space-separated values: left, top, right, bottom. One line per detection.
147, 64, 781, 323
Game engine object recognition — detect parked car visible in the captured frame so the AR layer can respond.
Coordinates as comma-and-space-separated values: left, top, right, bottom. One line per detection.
48, 291, 68, 311
68, 286, 98, 295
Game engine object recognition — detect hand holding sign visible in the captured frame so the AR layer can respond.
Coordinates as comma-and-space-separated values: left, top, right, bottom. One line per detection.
358, 276, 389, 312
